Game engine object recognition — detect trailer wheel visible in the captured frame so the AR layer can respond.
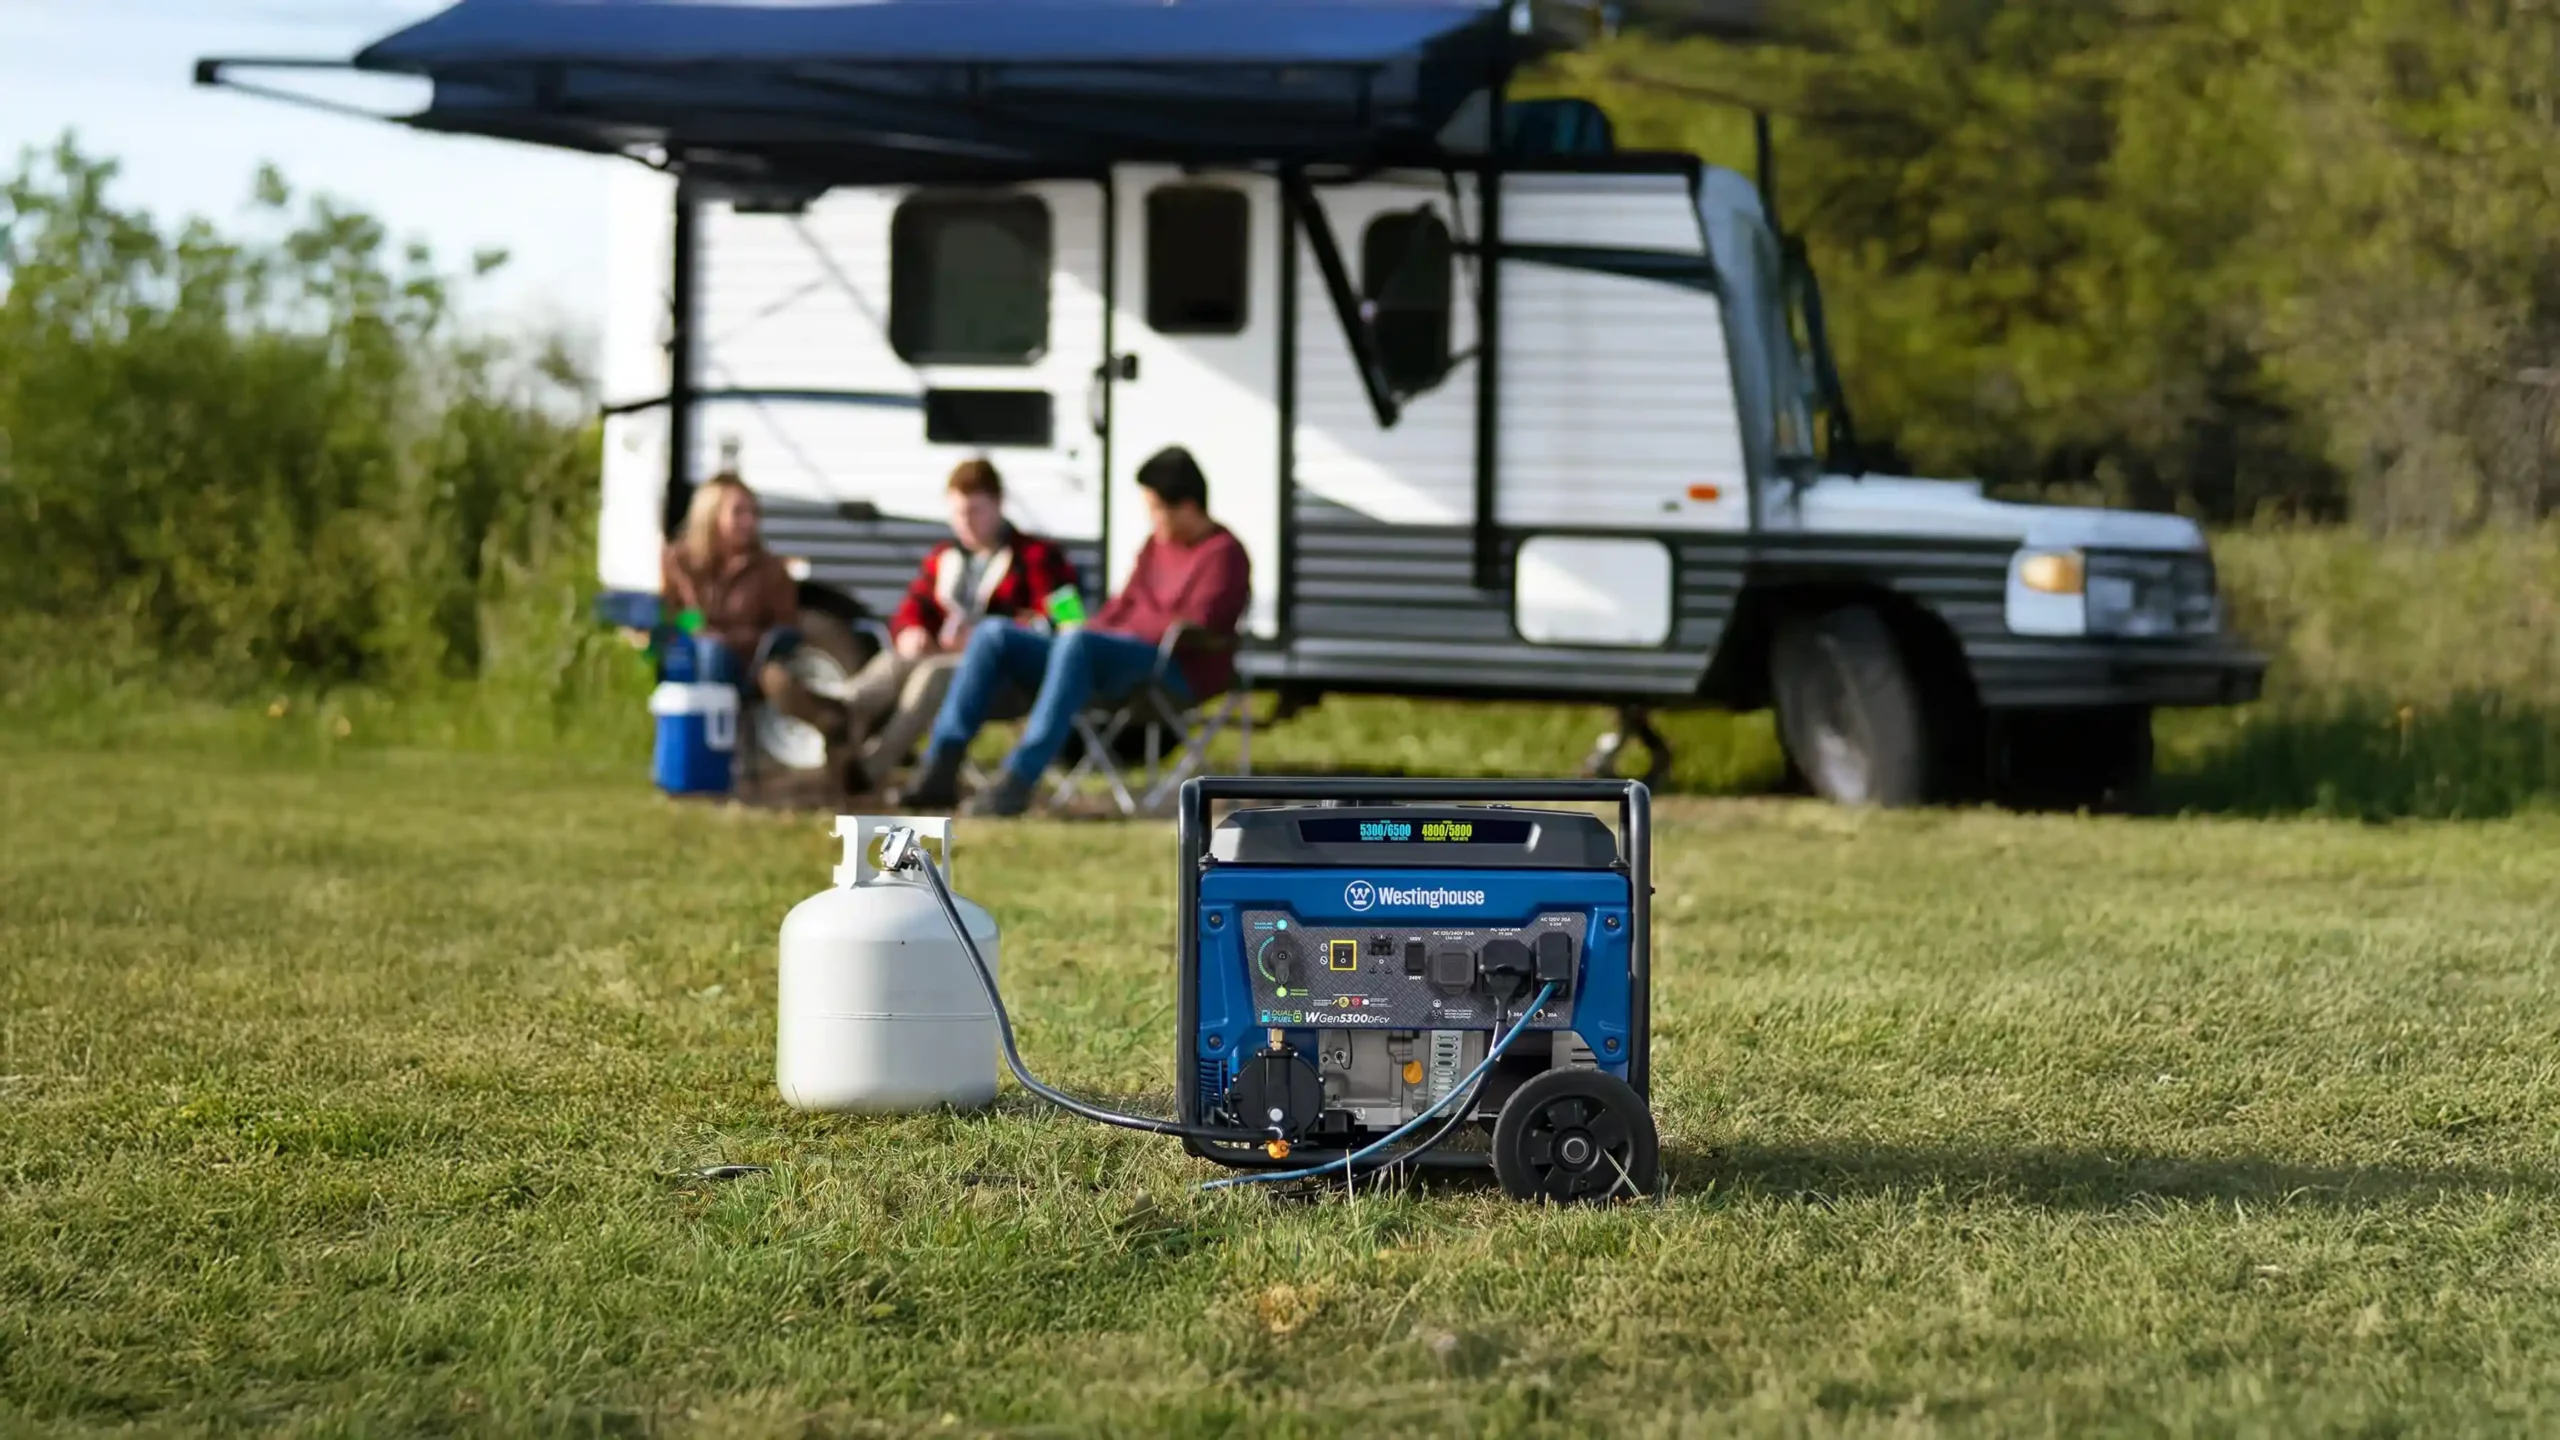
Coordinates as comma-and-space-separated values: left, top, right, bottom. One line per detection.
751, 611, 879, 774
1769, 605, 1931, 807
1492, 1069, 1659, 1204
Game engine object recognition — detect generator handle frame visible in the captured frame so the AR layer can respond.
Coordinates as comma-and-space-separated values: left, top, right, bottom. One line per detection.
1174, 776, 1654, 1163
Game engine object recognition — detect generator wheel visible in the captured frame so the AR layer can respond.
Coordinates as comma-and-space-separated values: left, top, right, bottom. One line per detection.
1491, 1069, 1658, 1203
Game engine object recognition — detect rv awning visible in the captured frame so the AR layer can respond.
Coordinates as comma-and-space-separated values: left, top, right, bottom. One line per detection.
245, 0, 1592, 183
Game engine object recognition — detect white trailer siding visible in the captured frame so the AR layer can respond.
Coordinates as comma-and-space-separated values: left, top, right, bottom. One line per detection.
1279, 167, 1747, 692
691, 183, 1110, 545
1292, 175, 1483, 530
1493, 173, 1749, 534
597, 162, 678, 598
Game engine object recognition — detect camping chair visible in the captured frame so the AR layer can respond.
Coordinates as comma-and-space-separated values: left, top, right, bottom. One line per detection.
1046, 623, 1254, 817
738, 615, 894, 796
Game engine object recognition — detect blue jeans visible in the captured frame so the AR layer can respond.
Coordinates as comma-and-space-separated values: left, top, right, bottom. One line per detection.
928, 622, 1188, 786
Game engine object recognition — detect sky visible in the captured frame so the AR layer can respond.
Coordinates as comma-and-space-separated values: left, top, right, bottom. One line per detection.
0, 0, 618, 348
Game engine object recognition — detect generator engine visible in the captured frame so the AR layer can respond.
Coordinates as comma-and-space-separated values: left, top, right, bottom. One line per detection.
1177, 778, 1658, 1201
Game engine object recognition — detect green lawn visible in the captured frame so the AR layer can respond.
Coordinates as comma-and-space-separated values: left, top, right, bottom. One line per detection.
6, 736, 2560, 1437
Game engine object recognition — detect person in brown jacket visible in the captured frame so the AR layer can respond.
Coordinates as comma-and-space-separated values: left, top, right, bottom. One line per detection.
661, 471, 853, 772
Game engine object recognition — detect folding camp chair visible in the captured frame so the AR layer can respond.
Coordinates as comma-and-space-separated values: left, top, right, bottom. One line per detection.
738, 614, 896, 796
1047, 623, 1253, 817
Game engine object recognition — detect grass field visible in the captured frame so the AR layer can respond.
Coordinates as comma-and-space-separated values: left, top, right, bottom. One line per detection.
7, 732, 2560, 1437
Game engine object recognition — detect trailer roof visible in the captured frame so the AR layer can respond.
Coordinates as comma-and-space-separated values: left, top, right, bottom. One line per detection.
228, 0, 1635, 183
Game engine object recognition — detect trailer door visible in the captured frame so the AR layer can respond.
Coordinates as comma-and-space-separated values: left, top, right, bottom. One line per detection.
1103, 166, 1284, 641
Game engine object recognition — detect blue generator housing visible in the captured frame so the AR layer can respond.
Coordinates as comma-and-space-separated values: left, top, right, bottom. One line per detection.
1176, 778, 1656, 1198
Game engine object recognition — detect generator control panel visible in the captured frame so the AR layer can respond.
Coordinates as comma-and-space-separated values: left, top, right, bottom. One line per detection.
1237, 910, 1587, 1031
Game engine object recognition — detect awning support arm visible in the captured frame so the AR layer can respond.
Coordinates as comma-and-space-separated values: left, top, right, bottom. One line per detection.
602, 387, 925, 419
193, 57, 418, 126
664, 179, 700, 541
1282, 169, 1401, 431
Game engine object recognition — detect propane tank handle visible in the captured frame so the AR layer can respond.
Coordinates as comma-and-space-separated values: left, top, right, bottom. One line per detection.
834, 814, 953, 889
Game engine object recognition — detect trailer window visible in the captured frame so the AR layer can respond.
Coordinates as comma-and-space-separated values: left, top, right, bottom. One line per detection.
890, 194, 1051, 364
1750, 220, 1817, 465
1361, 210, 1453, 392
1145, 186, 1251, 334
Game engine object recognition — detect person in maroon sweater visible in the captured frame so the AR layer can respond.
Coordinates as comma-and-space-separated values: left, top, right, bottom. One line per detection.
899, 446, 1251, 816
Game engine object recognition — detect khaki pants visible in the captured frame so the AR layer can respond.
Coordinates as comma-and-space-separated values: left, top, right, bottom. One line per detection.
847, 651, 965, 775
850, 647, 1036, 779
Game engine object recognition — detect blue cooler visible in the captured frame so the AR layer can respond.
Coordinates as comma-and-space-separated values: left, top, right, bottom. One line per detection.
651, 680, 738, 795
650, 635, 741, 796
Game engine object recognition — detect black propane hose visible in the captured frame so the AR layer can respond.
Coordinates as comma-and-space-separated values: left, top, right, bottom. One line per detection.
888, 829, 1283, 1147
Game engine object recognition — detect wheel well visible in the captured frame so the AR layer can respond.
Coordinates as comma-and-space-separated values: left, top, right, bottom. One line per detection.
795, 581, 871, 624
794, 583, 893, 662
1705, 581, 1981, 723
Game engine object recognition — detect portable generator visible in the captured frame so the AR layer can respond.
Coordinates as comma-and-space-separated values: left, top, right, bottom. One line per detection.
1174, 777, 1656, 1200
866, 776, 1657, 1203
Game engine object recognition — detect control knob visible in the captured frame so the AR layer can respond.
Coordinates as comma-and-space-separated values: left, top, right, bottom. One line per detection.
1262, 936, 1305, 986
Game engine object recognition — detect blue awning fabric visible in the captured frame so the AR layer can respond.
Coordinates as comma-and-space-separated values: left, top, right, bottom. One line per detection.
346, 0, 1575, 181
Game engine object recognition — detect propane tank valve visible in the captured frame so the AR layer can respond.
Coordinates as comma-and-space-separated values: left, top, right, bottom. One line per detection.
877, 826, 921, 874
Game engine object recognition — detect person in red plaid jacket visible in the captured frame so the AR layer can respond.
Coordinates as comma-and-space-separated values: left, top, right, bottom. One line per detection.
842, 458, 1081, 788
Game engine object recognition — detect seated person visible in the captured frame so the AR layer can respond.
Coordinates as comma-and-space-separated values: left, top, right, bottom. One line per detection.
898, 446, 1250, 816
661, 470, 851, 754
839, 458, 1080, 790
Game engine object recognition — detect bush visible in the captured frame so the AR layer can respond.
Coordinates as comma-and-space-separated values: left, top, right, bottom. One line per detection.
0, 136, 640, 755
2154, 524, 2560, 819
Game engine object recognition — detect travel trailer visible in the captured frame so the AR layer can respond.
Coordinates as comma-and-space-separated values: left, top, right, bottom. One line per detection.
200, 0, 2265, 808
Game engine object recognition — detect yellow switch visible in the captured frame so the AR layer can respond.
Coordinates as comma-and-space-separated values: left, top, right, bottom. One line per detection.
1402, 1060, 1424, 1086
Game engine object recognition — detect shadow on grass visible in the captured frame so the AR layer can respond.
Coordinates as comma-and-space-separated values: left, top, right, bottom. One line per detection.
2154, 695, 2560, 821
808, 1101, 2553, 1213
1671, 1140, 2559, 1212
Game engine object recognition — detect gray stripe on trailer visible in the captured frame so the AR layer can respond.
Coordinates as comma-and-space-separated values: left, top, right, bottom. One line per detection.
758, 498, 1103, 619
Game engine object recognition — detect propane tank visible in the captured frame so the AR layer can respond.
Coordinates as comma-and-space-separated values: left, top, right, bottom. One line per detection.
777, 815, 1000, 1112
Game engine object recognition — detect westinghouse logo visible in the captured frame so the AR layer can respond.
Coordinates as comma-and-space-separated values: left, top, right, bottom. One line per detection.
1344, 881, 1486, 911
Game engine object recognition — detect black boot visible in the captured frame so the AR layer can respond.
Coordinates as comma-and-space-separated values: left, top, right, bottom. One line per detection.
962, 770, 1034, 818
893, 746, 965, 811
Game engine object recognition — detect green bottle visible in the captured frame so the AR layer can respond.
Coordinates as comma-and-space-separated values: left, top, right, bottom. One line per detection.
1044, 588, 1086, 627
677, 607, 706, 636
